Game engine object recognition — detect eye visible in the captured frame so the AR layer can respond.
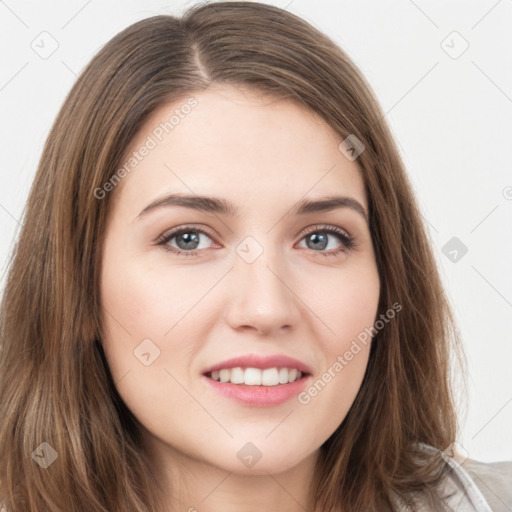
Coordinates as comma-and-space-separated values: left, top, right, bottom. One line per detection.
155, 224, 357, 257
297, 224, 356, 257
155, 225, 218, 256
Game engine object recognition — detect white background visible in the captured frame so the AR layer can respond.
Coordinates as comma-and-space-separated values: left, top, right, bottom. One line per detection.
0, 0, 511, 462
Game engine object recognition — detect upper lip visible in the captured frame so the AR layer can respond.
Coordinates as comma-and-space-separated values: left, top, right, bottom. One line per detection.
202, 354, 312, 375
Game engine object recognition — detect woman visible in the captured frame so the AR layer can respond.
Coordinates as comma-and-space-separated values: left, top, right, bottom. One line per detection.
0, 2, 510, 511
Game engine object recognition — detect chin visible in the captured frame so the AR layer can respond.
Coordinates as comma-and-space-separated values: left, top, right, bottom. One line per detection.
204, 439, 315, 476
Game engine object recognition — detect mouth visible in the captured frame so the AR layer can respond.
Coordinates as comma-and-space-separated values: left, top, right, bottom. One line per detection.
201, 358, 312, 407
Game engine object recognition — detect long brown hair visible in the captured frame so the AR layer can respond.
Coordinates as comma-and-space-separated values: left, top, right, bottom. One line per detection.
0, 2, 467, 510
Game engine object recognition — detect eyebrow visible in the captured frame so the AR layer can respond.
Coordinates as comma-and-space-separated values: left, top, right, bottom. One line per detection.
135, 193, 368, 223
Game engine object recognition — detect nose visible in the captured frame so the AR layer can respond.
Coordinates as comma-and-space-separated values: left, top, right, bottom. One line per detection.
224, 245, 301, 337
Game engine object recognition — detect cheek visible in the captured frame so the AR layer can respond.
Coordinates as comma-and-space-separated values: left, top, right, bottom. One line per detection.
298, 258, 379, 411
98, 235, 227, 415
306, 257, 380, 350
98, 252, 205, 435
297, 288, 376, 439
100, 243, 226, 335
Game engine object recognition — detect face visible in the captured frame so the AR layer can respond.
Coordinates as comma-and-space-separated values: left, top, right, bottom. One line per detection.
99, 85, 380, 476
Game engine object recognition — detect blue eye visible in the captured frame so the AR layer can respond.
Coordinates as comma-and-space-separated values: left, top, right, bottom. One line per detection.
156, 226, 216, 256
155, 224, 356, 257
298, 225, 356, 257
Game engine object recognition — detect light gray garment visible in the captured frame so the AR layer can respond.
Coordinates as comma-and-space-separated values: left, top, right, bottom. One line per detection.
462, 458, 512, 512
395, 443, 512, 511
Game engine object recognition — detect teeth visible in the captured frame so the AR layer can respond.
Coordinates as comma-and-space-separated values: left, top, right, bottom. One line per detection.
208, 367, 304, 386
261, 368, 278, 386
244, 367, 262, 385
230, 367, 244, 384
278, 367, 289, 384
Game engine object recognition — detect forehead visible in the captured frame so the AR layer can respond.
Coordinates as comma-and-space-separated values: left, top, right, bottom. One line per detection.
112, 85, 367, 216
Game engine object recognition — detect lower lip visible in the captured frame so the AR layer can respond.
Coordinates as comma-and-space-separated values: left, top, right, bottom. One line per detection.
202, 374, 310, 407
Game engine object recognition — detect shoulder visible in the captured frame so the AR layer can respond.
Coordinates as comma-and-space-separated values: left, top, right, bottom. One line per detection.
460, 457, 512, 512
408, 443, 512, 512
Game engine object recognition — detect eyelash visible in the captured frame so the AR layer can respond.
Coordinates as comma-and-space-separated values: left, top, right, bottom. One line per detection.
155, 224, 357, 258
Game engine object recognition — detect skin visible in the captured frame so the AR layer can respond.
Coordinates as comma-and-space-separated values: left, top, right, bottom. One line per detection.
99, 84, 380, 512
